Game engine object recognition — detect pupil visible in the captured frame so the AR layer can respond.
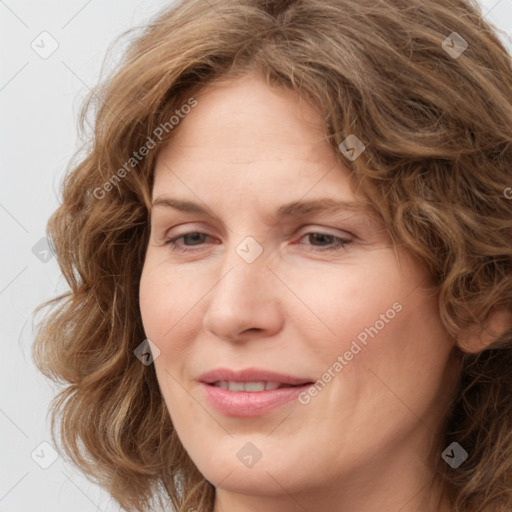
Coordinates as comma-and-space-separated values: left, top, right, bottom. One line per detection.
311, 233, 331, 245
186, 233, 204, 245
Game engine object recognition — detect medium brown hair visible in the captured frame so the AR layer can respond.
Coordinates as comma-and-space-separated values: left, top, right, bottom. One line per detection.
33, 0, 512, 510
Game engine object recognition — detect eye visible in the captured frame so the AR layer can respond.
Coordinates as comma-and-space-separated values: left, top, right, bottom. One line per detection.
164, 231, 213, 252
163, 230, 352, 253
296, 232, 352, 251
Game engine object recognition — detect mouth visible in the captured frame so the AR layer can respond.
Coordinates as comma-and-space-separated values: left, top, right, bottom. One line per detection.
197, 368, 316, 416
200, 381, 315, 417
198, 367, 315, 389
207, 381, 313, 392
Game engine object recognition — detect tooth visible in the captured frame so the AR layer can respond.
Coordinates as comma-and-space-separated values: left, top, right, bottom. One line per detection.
228, 381, 245, 392
244, 382, 266, 392
212, 381, 286, 392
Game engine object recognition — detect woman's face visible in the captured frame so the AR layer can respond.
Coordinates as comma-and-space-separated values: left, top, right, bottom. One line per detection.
139, 72, 458, 510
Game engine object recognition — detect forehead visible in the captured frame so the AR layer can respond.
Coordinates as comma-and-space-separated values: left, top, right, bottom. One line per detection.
150, 72, 377, 225
155, 72, 331, 166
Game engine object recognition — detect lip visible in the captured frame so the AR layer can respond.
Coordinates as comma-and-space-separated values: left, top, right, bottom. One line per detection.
198, 367, 315, 417
198, 367, 313, 386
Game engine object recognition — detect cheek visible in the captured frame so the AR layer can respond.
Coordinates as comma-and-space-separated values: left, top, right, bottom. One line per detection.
296, 254, 444, 398
139, 247, 408, 357
139, 261, 178, 355
139, 264, 163, 340
295, 260, 407, 353
139, 256, 208, 360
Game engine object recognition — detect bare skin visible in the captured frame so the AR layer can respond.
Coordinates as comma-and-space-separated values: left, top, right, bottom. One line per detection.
139, 70, 459, 512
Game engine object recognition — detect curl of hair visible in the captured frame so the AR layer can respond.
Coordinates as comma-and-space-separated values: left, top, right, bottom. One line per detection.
33, 0, 512, 510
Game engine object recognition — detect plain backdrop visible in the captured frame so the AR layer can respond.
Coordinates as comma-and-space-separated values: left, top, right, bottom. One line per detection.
1, 1, 511, 511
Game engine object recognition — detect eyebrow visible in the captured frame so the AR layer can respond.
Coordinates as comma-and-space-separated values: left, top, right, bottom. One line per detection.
151, 196, 379, 223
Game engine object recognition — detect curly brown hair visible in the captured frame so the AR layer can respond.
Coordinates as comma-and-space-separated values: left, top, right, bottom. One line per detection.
32, 0, 512, 511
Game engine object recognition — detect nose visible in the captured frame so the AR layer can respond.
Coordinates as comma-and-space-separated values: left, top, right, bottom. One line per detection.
201, 239, 284, 342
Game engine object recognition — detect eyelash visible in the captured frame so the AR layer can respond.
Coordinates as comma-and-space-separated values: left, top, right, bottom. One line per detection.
163, 231, 352, 253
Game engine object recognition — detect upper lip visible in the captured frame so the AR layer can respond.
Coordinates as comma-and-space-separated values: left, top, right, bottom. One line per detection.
198, 367, 314, 386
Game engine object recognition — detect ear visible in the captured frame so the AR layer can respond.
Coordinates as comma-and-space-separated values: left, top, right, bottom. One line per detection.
456, 306, 512, 354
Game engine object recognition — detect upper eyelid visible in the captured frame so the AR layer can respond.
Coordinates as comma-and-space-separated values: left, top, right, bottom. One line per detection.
164, 231, 353, 249
152, 211, 363, 229
150, 214, 389, 247
150, 209, 377, 244
161, 225, 355, 242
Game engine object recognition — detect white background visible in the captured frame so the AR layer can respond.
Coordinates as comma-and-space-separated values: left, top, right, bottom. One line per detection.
1, 1, 511, 511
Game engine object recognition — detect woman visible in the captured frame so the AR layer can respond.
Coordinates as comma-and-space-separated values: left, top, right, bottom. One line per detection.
33, 0, 512, 511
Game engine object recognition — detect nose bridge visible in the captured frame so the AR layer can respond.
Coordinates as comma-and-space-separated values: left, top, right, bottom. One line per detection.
214, 233, 270, 301
201, 232, 283, 340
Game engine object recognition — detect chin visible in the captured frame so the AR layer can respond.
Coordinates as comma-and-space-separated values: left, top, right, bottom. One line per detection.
190, 439, 314, 495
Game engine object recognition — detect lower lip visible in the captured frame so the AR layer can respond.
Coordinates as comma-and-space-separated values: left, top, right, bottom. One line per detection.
200, 382, 312, 417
